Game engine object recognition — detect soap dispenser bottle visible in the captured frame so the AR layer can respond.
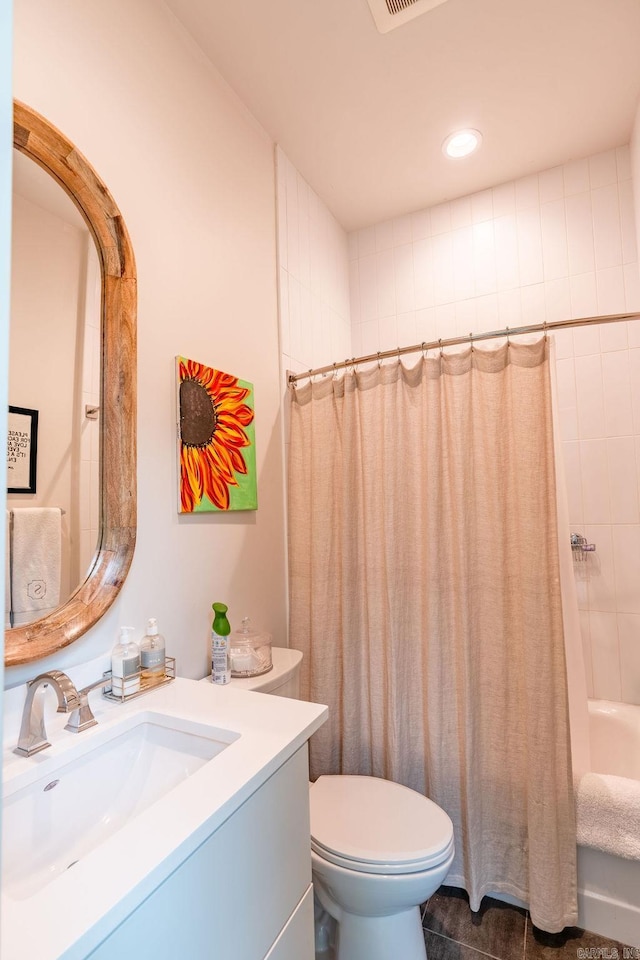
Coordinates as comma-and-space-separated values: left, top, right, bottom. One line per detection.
211, 602, 231, 685
111, 625, 141, 696
140, 618, 166, 683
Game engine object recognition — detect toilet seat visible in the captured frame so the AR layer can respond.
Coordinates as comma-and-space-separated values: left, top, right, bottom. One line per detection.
310, 775, 454, 876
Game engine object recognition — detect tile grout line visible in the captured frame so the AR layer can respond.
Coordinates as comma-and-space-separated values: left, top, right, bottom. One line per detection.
423, 928, 514, 960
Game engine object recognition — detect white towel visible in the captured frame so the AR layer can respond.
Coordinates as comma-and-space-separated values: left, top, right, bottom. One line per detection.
10, 507, 61, 626
5, 510, 11, 628
576, 771, 640, 861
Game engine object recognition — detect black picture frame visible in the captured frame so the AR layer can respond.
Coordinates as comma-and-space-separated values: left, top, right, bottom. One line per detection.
7, 405, 39, 494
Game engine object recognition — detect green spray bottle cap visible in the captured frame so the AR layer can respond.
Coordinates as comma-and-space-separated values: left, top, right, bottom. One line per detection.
212, 602, 231, 636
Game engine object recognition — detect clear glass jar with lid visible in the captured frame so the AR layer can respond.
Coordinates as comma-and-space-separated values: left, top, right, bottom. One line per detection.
229, 618, 272, 678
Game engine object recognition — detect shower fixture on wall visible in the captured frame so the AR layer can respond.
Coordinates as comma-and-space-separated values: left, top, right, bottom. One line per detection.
570, 533, 596, 561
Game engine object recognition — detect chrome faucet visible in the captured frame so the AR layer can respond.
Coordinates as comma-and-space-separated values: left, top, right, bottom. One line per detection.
15, 670, 81, 757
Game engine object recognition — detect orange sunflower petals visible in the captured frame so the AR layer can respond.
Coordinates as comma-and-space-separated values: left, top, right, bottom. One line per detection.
179, 361, 255, 512
204, 469, 231, 511
229, 447, 247, 475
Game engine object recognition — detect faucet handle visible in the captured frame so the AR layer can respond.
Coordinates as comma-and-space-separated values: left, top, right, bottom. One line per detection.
78, 676, 110, 697
64, 676, 107, 733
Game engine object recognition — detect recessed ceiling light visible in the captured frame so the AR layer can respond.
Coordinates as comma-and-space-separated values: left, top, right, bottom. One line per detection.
442, 129, 482, 159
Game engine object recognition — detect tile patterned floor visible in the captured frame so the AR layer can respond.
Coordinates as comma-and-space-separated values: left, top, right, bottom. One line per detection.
314, 884, 637, 959
422, 886, 636, 960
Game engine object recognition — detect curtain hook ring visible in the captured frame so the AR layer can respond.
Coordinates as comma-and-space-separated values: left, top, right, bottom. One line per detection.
332, 361, 338, 380
377, 351, 382, 369
421, 341, 427, 360
506, 326, 510, 345
439, 338, 443, 359
397, 346, 401, 364
469, 331, 474, 352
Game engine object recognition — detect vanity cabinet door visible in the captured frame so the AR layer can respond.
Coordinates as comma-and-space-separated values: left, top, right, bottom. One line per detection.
264, 885, 314, 960
86, 745, 313, 960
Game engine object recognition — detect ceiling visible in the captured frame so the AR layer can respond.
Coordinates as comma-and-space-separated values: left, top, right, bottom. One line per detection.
165, 0, 640, 232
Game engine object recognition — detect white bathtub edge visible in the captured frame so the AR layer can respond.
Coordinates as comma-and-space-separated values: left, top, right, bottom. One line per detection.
577, 845, 640, 945
578, 889, 640, 947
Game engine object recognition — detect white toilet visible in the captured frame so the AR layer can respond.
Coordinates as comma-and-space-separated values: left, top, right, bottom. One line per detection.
219, 647, 455, 960
309, 774, 454, 960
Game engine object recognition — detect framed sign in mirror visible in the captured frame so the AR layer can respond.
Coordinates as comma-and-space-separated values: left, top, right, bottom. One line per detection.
7, 405, 39, 494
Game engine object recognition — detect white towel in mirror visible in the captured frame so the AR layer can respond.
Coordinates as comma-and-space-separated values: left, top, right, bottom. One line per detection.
10, 507, 62, 627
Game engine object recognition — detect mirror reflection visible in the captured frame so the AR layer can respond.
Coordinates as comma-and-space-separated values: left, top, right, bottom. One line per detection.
7, 150, 101, 628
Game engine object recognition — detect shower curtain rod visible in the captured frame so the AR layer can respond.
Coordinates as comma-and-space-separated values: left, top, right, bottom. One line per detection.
287, 311, 640, 384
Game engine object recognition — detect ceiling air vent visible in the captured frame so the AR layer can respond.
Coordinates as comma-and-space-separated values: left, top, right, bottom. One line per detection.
366, 0, 450, 33
386, 0, 423, 12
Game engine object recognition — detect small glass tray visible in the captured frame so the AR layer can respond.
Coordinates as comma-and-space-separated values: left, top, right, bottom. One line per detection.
102, 656, 176, 704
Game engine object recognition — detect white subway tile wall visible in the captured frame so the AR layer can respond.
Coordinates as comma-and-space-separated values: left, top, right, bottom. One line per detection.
277, 143, 640, 706
348, 144, 640, 705
276, 145, 352, 498
276, 147, 351, 381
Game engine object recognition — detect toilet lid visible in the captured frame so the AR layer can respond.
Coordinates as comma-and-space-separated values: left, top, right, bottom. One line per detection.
309, 776, 454, 876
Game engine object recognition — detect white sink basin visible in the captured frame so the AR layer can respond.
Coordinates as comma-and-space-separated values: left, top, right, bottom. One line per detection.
2, 712, 236, 899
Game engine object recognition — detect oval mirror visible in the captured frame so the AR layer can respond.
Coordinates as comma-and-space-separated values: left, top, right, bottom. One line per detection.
5, 101, 137, 666
10, 148, 102, 621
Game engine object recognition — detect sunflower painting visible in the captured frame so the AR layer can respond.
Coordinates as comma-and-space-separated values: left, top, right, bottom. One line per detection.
176, 356, 257, 513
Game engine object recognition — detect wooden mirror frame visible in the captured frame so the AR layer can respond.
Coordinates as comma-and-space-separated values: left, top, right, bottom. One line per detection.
6, 101, 137, 666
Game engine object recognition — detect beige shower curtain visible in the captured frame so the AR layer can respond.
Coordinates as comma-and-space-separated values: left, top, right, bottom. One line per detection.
288, 337, 577, 932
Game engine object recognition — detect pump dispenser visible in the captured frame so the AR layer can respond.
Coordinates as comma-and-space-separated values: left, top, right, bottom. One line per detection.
140, 618, 166, 683
111, 626, 141, 696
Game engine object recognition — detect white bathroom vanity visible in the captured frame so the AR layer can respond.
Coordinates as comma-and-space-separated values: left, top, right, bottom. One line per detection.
1, 677, 327, 960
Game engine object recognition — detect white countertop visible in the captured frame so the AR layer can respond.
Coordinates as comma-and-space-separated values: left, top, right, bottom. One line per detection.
2, 677, 327, 960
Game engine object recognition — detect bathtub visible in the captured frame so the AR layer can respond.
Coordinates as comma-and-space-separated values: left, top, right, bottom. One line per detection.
577, 699, 640, 946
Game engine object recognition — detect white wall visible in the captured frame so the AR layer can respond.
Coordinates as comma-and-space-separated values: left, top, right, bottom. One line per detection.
276, 146, 351, 380
7, 0, 286, 688
630, 97, 640, 265
349, 148, 640, 706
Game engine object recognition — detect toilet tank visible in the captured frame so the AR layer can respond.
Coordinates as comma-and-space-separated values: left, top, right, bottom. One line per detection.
229, 647, 302, 698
